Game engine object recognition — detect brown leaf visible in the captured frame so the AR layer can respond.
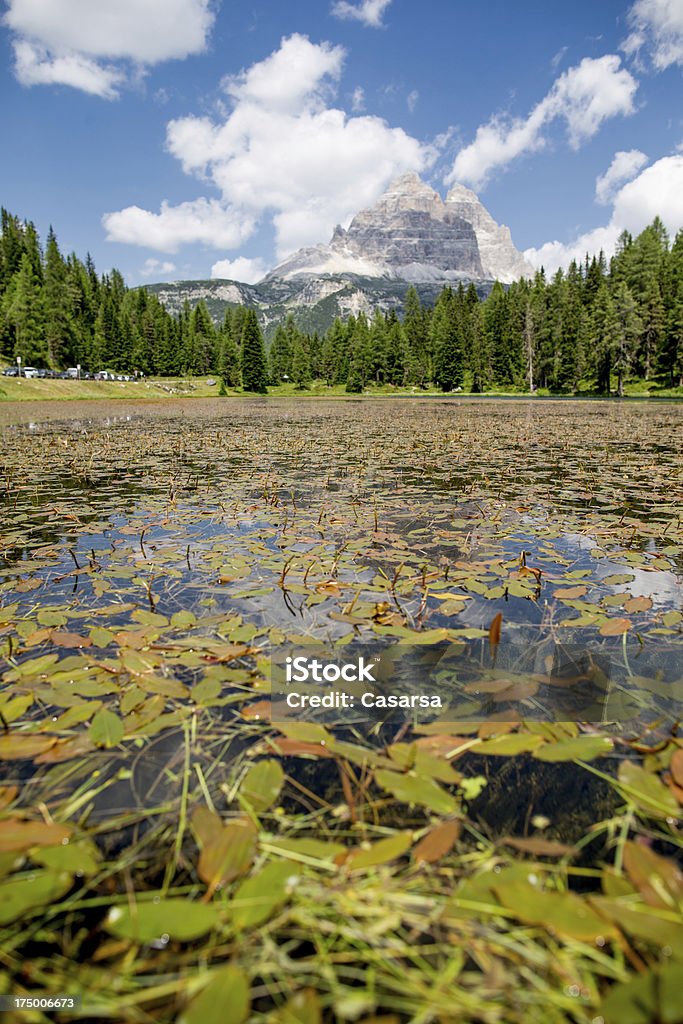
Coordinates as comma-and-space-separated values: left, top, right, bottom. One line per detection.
241, 700, 272, 721
34, 735, 96, 763
198, 816, 257, 896
268, 737, 334, 759
51, 631, 92, 648
488, 612, 503, 648
0, 817, 71, 853
0, 735, 57, 761
413, 820, 461, 864
599, 617, 632, 636
623, 841, 683, 909
671, 749, 683, 789
623, 595, 653, 614
553, 586, 588, 599
502, 836, 576, 857
0, 785, 18, 811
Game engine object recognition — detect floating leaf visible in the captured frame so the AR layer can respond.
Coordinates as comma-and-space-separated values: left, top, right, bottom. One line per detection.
413, 820, 461, 864
198, 817, 257, 894
239, 760, 284, 813
231, 861, 294, 930
0, 735, 56, 761
623, 841, 683, 909
178, 965, 249, 1024
89, 709, 124, 748
502, 836, 575, 858
345, 833, 412, 870
533, 735, 613, 762
474, 733, 545, 756
495, 881, 616, 942
374, 769, 457, 814
269, 990, 321, 1024
106, 898, 219, 943
0, 871, 73, 925
618, 761, 680, 818
599, 617, 632, 636
0, 818, 71, 853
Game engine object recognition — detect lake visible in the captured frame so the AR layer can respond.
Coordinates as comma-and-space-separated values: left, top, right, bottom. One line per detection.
0, 396, 682, 1021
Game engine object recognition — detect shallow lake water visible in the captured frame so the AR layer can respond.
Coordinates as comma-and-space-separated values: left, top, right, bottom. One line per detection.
0, 397, 682, 1021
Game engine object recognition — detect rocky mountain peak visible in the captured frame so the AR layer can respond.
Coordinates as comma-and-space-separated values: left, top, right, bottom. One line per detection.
265, 174, 532, 285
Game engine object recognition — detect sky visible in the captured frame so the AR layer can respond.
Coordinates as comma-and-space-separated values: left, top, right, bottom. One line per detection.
1, 0, 682, 285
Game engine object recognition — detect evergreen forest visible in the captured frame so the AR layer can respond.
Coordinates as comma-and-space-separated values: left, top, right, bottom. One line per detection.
1, 207, 681, 394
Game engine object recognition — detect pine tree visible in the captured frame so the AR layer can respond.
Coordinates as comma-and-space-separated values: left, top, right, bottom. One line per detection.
240, 309, 268, 392
291, 333, 312, 386
431, 287, 463, 391
44, 227, 73, 368
269, 324, 293, 382
4, 253, 45, 365
612, 282, 641, 397
402, 286, 429, 385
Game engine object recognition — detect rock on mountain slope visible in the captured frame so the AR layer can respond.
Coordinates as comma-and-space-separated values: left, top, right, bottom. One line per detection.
148, 173, 532, 336
268, 173, 531, 285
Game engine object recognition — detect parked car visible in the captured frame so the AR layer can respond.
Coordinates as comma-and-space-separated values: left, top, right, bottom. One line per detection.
2, 366, 18, 376
22, 367, 40, 378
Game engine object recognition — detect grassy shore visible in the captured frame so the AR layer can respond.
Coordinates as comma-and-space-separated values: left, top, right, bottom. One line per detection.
1, 374, 682, 401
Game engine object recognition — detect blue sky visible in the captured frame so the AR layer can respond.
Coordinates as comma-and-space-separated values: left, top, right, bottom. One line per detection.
1, 0, 682, 284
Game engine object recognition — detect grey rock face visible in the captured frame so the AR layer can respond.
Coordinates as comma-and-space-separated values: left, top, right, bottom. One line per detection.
268, 172, 531, 284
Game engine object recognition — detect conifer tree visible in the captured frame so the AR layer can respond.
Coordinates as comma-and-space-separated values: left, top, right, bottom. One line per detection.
240, 309, 268, 392
432, 287, 463, 391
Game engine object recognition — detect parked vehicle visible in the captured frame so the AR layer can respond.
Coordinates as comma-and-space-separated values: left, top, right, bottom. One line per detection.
2, 366, 18, 376
22, 367, 40, 378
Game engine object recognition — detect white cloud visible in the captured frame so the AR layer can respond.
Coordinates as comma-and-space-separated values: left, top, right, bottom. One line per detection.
622, 0, 683, 70
407, 89, 419, 113
595, 149, 649, 204
448, 55, 638, 190
351, 85, 365, 112
140, 258, 176, 277
525, 154, 683, 273
331, 0, 392, 28
4, 0, 215, 97
106, 34, 433, 260
102, 199, 255, 254
211, 257, 268, 284
12, 40, 124, 98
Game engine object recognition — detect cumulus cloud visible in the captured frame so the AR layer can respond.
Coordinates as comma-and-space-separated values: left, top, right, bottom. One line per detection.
331, 0, 392, 28
140, 258, 176, 277
595, 149, 649, 204
103, 199, 255, 254
105, 34, 432, 259
351, 85, 365, 112
622, 0, 683, 70
4, 0, 215, 97
211, 257, 268, 284
525, 154, 683, 273
448, 55, 638, 190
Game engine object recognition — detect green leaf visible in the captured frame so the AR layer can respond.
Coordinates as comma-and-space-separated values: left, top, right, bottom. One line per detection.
533, 735, 613, 762
198, 818, 257, 892
89, 709, 124, 748
178, 965, 249, 1024
374, 768, 457, 814
231, 861, 294, 930
474, 733, 545, 756
495, 880, 616, 942
345, 832, 412, 870
0, 871, 73, 925
618, 761, 680, 818
105, 898, 219, 943
239, 760, 284, 813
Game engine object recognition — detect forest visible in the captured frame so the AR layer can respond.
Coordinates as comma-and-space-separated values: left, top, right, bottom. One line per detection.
1, 206, 681, 394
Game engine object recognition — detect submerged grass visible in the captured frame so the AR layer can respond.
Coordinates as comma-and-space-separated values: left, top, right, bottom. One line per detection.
0, 397, 681, 1022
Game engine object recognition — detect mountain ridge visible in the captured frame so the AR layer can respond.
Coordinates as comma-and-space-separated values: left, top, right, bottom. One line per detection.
149, 173, 532, 335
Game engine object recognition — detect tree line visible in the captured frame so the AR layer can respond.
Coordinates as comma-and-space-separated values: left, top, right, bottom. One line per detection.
1, 207, 681, 393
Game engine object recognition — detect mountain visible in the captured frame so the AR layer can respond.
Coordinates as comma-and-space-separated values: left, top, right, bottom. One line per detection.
268, 173, 530, 285
148, 173, 532, 337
